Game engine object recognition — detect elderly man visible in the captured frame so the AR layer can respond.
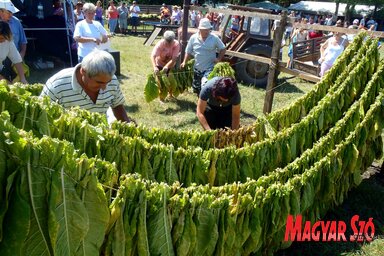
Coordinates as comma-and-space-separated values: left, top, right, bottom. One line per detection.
0, 0, 27, 81
0, 0, 27, 57
181, 17, 226, 95
151, 30, 180, 75
40, 49, 134, 123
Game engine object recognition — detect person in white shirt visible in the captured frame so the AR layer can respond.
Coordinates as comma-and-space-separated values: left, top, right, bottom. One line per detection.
319, 32, 348, 77
129, 1, 140, 34
74, 1, 84, 23
73, 3, 109, 62
0, 21, 27, 84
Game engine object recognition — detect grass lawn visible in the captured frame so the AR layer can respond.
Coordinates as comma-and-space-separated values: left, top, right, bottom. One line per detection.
27, 31, 384, 255
110, 34, 316, 130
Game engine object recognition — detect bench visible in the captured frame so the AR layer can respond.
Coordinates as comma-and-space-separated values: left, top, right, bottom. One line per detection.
140, 4, 162, 15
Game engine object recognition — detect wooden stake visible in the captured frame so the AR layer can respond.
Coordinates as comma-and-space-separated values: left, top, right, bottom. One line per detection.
263, 11, 287, 114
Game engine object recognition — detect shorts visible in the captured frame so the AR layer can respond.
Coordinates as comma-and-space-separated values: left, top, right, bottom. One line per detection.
130, 16, 140, 26
119, 18, 128, 29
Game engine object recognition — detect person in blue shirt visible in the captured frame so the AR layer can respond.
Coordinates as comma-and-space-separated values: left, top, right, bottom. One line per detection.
180, 18, 226, 95
0, 1, 27, 58
0, 0, 27, 82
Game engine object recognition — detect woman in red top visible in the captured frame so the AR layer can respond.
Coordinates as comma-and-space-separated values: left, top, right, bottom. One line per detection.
308, 30, 323, 39
107, 1, 118, 35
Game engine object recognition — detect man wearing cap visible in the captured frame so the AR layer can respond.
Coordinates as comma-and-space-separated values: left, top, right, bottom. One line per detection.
0, 0, 26, 57
180, 17, 226, 95
129, 1, 140, 34
160, 3, 170, 24
0, 0, 27, 81
347, 19, 359, 42
151, 30, 180, 75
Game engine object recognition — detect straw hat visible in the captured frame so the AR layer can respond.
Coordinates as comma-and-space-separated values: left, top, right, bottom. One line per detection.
0, 0, 19, 14
198, 18, 212, 30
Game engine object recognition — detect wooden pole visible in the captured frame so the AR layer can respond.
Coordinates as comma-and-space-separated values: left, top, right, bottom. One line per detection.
181, 0, 191, 62
263, 11, 287, 114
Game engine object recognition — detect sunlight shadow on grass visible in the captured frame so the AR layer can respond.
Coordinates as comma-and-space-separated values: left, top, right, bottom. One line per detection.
275, 80, 305, 94
240, 110, 257, 120
117, 74, 129, 80
158, 99, 196, 115
171, 118, 199, 129
125, 104, 139, 113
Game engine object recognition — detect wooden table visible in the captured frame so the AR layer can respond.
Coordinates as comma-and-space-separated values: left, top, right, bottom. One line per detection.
143, 22, 180, 46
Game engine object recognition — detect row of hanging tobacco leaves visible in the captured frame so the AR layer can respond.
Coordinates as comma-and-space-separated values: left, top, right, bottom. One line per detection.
10, 32, 369, 151
0, 32, 383, 255
0, 35, 380, 187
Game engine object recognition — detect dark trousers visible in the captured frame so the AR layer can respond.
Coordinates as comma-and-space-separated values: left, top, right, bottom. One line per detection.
192, 68, 212, 95
0, 58, 16, 81
204, 104, 232, 129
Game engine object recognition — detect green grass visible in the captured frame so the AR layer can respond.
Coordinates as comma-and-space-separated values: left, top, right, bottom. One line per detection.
110, 35, 315, 130
27, 33, 384, 255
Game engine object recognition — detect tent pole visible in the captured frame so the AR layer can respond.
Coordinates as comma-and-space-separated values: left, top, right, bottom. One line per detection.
63, 0, 74, 66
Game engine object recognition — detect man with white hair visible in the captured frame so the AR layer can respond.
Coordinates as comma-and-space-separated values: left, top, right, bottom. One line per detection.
151, 30, 180, 75
180, 17, 226, 95
41, 49, 134, 123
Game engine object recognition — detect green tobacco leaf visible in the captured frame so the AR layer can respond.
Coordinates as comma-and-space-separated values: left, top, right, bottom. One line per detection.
148, 190, 175, 256
76, 174, 110, 256
0, 171, 30, 255
22, 158, 54, 256
194, 207, 218, 255
50, 167, 89, 256
0, 142, 13, 241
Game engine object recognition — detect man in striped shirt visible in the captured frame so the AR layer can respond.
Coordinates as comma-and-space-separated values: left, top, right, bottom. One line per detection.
40, 49, 134, 123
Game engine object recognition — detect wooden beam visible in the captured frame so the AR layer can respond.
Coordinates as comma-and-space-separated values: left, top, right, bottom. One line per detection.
293, 23, 384, 38
225, 50, 271, 65
263, 11, 287, 114
190, 6, 284, 21
278, 65, 321, 83
226, 50, 321, 82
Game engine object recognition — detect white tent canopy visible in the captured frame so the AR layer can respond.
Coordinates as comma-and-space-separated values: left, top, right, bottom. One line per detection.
288, 1, 375, 17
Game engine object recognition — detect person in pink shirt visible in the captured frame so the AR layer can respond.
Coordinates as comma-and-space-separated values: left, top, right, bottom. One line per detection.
151, 30, 180, 75
106, 1, 118, 35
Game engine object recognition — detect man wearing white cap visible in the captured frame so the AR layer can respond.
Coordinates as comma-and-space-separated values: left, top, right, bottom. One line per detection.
180, 17, 226, 95
0, 0, 27, 58
346, 19, 359, 42
0, 0, 27, 81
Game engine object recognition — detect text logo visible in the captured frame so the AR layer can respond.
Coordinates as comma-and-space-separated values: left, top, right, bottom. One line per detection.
284, 214, 375, 242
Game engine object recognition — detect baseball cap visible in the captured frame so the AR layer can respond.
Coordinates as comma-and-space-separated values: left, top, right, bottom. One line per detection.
0, 0, 19, 14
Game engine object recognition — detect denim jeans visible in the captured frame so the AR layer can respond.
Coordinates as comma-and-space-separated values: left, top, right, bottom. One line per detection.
192, 68, 212, 95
